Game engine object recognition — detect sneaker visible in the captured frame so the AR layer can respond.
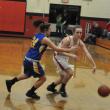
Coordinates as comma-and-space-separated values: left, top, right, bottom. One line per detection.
6, 80, 13, 93
59, 89, 67, 97
26, 91, 40, 100
47, 84, 57, 93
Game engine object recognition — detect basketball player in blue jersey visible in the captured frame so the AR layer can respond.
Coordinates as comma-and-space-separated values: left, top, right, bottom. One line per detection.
5, 21, 76, 100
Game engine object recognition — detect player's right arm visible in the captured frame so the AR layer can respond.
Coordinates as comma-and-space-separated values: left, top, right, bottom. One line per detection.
61, 52, 78, 60
41, 37, 74, 53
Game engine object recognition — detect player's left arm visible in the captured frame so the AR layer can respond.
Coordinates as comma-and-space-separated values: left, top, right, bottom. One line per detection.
79, 40, 96, 73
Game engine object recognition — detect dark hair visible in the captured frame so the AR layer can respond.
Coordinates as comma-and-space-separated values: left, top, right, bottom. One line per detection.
65, 29, 73, 35
73, 25, 82, 33
33, 20, 44, 28
40, 23, 50, 32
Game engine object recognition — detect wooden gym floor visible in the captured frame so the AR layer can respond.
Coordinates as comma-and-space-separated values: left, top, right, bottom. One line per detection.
0, 37, 110, 110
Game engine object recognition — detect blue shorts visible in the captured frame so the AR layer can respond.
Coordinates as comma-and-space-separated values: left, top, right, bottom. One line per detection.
23, 59, 45, 77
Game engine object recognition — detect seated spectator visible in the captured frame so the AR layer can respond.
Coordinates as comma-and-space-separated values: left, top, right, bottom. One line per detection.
85, 22, 102, 44
102, 21, 110, 39
106, 21, 110, 40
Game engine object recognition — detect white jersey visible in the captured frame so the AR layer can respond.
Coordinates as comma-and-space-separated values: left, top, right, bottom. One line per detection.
53, 36, 80, 74
56, 35, 80, 60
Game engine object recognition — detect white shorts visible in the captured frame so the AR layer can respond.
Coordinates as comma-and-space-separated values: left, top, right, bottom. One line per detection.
53, 54, 74, 74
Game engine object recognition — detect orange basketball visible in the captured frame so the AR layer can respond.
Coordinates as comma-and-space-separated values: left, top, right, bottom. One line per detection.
98, 85, 110, 97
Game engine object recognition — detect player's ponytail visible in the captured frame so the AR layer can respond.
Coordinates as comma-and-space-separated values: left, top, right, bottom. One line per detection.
33, 20, 44, 28
40, 23, 50, 32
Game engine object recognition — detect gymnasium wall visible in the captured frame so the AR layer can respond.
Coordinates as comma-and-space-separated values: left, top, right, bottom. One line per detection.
25, 0, 109, 39
0, 0, 109, 38
27, 0, 110, 18
0, 0, 26, 33
25, 14, 107, 39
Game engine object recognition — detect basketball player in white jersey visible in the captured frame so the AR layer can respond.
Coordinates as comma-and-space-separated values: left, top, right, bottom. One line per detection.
47, 25, 96, 97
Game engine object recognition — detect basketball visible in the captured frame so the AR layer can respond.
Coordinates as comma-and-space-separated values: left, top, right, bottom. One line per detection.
98, 85, 110, 97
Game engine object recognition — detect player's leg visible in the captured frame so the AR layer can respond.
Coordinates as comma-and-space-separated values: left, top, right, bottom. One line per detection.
62, 68, 73, 83
47, 55, 65, 93
59, 68, 73, 97
26, 62, 46, 99
6, 65, 30, 93
47, 73, 64, 93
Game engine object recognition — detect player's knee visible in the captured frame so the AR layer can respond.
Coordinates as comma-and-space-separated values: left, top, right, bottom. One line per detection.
62, 73, 67, 78
69, 73, 73, 77
68, 73, 73, 78
40, 76, 46, 82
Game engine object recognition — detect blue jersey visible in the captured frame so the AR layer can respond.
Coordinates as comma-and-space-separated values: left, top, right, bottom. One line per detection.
25, 33, 47, 60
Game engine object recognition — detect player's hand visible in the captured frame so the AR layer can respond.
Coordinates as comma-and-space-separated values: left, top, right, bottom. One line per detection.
71, 54, 79, 60
70, 46, 78, 52
92, 66, 96, 74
